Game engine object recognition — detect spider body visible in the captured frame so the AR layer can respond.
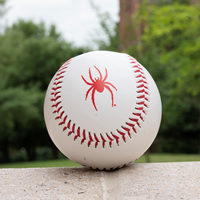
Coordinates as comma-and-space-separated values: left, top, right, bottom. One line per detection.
93, 79, 104, 93
81, 66, 117, 111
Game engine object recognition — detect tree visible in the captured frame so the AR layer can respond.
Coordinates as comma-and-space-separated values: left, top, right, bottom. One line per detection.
126, 2, 200, 153
0, 19, 89, 162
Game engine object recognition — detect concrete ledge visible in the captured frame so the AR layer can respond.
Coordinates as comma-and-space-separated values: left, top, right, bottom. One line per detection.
0, 162, 200, 199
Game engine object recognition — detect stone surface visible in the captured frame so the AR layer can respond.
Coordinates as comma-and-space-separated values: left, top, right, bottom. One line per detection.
0, 167, 104, 200
119, 162, 200, 200
0, 162, 200, 199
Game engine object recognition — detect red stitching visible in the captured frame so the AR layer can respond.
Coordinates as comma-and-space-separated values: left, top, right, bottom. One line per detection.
112, 55, 149, 142
134, 113, 142, 117
117, 130, 126, 142
81, 130, 86, 144
51, 96, 61, 102
57, 71, 66, 76
122, 126, 131, 137
94, 134, 100, 147
51, 91, 60, 97
129, 118, 140, 127
50, 60, 71, 133
137, 94, 145, 99
67, 120, 71, 129
112, 133, 119, 145
52, 101, 61, 108
136, 74, 146, 79
55, 111, 64, 120
106, 134, 113, 147
137, 79, 147, 84
53, 106, 62, 113
74, 127, 80, 141
137, 101, 144, 105
55, 76, 64, 81
125, 122, 137, 133
88, 133, 94, 147
137, 89, 149, 95
134, 69, 144, 74
135, 107, 143, 111
58, 66, 67, 71
53, 81, 62, 85
68, 123, 75, 136
137, 84, 148, 89
59, 116, 67, 125
52, 86, 61, 91
77, 127, 80, 136
100, 134, 106, 148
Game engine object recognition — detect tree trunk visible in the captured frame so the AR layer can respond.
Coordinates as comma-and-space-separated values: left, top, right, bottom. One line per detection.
190, 0, 199, 4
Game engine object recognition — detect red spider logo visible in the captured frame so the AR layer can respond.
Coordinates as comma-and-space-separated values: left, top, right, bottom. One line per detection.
81, 66, 117, 111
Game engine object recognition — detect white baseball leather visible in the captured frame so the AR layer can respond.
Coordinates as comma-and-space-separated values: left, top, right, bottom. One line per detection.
44, 51, 162, 170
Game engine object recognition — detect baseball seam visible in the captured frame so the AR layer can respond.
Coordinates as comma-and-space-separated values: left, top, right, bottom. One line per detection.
116, 56, 150, 141
50, 56, 150, 149
86, 160, 133, 171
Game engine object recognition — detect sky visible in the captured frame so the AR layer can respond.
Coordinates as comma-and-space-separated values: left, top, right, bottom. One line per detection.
2, 0, 119, 47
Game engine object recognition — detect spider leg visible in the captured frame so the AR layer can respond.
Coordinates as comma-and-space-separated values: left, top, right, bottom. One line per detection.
81, 75, 93, 85
89, 68, 95, 83
93, 66, 102, 80
85, 86, 94, 100
105, 82, 117, 91
102, 68, 108, 82
104, 85, 115, 107
91, 88, 98, 111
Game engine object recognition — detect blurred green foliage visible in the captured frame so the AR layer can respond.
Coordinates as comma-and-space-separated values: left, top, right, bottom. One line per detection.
0, 18, 89, 163
126, 1, 200, 153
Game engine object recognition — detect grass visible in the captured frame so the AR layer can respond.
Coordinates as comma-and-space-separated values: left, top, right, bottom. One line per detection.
0, 159, 82, 168
0, 153, 199, 168
136, 153, 200, 163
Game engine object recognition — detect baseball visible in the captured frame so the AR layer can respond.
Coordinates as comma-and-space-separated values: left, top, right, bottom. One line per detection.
44, 51, 162, 170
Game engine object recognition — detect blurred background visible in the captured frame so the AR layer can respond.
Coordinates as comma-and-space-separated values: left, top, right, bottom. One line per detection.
0, 0, 200, 168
